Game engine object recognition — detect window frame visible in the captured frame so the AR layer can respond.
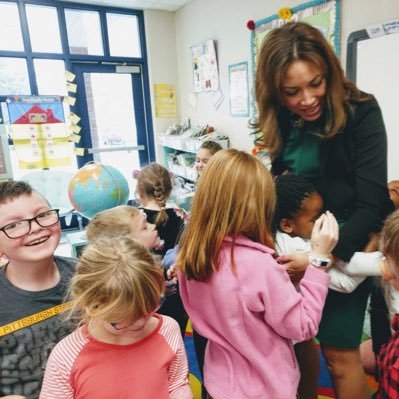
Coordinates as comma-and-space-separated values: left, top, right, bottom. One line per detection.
0, 0, 154, 162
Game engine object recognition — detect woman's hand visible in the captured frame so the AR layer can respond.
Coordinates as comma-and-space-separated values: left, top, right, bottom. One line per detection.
363, 232, 380, 253
310, 211, 339, 258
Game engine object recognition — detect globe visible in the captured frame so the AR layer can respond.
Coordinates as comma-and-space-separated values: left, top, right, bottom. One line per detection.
68, 163, 130, 219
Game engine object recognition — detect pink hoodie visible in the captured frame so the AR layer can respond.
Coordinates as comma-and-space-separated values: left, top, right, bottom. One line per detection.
178, 236, 330, 399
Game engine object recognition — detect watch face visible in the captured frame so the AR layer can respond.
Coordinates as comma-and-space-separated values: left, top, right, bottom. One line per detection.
320, 260, 329, 267
309, 256, 330, 268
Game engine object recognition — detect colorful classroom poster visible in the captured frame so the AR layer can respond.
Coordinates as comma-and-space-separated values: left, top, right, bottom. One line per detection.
7, 96, 71, 169
192, 39, 219, 93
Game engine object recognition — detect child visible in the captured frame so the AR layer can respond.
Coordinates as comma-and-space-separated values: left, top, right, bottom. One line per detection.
192, 140, 222, 398
374, 209, 399, 398
274, 174, 382, 292
86, 205, 160, 249
86, 205, 188, 337
0, 180, 77, 399
274, 174, 382, 398
40, 236, 193, 399
194, 140, 222, 178
135, 162, 185, 257
176, 149, 339, 399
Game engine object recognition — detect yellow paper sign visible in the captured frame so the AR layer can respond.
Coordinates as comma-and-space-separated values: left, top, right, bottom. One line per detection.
70, 124, 81, 134
64, 70, 76, 82
69, 133, 81, 143
63, 96, 76, 106
154, 84, 177, 118
68, 112, 81, 125
73, 147, 85, 156
66, 82, 77, 93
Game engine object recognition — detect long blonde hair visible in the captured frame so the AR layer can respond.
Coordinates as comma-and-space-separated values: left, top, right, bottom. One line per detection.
253, 22, 370, 159
176, 149, 275, 282
69, 236, 164, 325
86, 205, 141, 242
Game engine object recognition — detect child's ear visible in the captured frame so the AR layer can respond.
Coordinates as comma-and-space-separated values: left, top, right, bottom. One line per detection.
280, 218, 294, 234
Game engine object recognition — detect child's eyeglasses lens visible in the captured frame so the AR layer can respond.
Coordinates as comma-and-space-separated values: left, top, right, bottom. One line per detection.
0, 209, 60, 239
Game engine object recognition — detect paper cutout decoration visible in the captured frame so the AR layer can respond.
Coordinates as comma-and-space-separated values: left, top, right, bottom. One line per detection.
69, 133, 81, 143
64, 70, 76, 82
69, 124, 81, 134
7, 96, 71, 169
63, 96, 76, 106
73, 147, 85, 156
66, 82, 77, 93
68, 112, 81, 125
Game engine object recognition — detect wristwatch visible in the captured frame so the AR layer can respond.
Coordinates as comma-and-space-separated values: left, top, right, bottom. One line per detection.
308, 255, 331, 268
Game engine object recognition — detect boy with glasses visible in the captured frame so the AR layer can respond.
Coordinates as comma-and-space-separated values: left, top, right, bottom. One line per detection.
0, 180, 77, 399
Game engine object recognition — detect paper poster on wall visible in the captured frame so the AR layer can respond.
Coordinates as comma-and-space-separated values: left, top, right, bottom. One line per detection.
154, 84, 177, 118
7, 96, 71, 169
192, 39, 219, 93
229, 62, 249, 117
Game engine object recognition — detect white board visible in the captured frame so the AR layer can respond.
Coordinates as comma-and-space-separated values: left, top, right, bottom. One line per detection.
356, 33, 399, 181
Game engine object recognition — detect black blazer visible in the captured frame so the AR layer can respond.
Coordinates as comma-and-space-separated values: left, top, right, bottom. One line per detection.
272, 97, 392, 261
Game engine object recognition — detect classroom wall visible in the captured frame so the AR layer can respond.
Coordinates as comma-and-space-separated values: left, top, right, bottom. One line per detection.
145, 0, 399, 154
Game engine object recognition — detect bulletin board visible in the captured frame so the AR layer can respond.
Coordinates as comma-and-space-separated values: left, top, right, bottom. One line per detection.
249, 0, 340, 120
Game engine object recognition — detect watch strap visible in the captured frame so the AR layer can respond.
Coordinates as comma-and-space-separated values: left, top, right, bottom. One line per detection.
308, 255, 331, 268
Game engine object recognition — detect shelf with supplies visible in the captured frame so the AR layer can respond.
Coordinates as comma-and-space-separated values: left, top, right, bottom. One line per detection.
158, 132, 229, 182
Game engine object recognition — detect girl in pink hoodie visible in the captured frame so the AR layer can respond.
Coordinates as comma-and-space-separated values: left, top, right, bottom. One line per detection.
177, 149, 338, 399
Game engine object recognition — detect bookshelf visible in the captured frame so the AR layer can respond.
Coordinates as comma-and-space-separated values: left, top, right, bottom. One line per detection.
158, 134, 229, 182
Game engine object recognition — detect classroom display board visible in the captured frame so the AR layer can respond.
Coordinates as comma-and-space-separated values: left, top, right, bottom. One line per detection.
7, 96, 71, 169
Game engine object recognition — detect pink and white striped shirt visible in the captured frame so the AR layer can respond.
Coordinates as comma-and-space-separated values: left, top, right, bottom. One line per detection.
40, 314, 192, 399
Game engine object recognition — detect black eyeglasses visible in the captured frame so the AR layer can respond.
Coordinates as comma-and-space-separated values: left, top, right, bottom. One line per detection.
0, 209, 60, 239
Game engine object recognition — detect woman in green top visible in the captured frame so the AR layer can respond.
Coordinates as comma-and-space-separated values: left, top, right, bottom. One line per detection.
254, 22, 391, 399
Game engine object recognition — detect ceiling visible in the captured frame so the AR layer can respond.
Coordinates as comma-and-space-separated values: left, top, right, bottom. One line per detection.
61, 0, 193, 12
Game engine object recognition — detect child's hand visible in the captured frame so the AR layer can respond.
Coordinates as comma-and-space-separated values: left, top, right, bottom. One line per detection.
310, 211, 339, 258
166, 264, 177, 280
164, 264, 178, 296
278, 253, 309, 283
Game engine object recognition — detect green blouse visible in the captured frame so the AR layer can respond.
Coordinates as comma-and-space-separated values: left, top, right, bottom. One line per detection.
282, 126, 322, 179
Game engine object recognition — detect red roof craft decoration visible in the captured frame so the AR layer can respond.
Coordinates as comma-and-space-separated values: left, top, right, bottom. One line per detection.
13, 105, 63, 124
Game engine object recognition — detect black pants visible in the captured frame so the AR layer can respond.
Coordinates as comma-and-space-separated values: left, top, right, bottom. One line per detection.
193, 328, 209, 399
369, 277, 392, 379
158, 292, 189, 338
